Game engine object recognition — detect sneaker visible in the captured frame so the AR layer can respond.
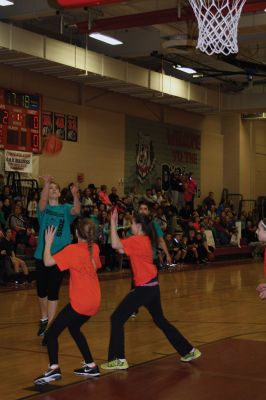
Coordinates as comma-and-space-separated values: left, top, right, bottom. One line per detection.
34, 367, 62, 385
37, 319, 48, 336
74, 362, 100, 377
180, 348, 201, 362
101, 359, 129, 370
131, 313, 137, 318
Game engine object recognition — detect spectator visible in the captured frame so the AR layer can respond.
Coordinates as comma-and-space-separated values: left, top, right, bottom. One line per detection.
108, 187, 120, 205
170, 171, 184, 211
99, 185, 112, 207
2, 197, 12, 221
27, 191, 39, 233
0, 200, 6, 229
0, 228, 30, 284
203, 192, 216, 211
151, 177, 162, 194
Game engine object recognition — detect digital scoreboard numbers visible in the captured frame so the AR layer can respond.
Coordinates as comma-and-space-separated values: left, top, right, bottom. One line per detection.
0, 89, 42, 153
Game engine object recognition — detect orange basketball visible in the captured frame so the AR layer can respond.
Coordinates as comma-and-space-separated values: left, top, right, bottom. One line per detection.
42, 134, 62, 155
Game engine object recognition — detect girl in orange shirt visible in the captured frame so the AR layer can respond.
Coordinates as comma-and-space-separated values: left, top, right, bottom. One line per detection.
34, 218, 102, 385
101, 209, 201, 371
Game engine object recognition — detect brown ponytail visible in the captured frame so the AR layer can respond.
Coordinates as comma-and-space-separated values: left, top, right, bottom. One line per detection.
75, 218, 96, 256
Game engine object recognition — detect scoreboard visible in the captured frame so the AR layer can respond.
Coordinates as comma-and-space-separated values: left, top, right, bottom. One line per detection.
0, 88, 42, 153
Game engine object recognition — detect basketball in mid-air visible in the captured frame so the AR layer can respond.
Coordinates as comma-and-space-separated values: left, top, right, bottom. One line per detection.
42, 134, 62, 155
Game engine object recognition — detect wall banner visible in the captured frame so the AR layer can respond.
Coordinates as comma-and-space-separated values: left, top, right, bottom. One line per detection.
124, 116, 201, 193
4, 150, 32, 173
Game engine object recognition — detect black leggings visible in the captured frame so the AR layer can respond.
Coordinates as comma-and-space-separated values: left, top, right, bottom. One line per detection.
35, 259, 64, 301
108, 285, 193, 361
46, 303, 93, 365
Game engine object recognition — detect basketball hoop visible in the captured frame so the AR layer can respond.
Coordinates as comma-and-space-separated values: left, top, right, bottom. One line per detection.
188, 0, 247, 55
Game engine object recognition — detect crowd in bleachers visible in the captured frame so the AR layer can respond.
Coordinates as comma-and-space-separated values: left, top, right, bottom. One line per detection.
0, 172, 264, 285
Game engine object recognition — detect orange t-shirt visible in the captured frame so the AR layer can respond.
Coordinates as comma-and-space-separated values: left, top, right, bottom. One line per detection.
53, 242, 102, 316
121, 235, 157, 286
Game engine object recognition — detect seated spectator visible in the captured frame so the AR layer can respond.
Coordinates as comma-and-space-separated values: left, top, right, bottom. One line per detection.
27, 191, 39, 233
195, 231, 209, 263
230, 227, 241, 247
200, 225, 215, 255
127, 186, 140, 212
0, 200, 6, 229
179, 204, 193, 228
172, 232, 188, 267
121, 196, 134, 214
0, 174, 5, 194
0, 185, 12, 202
142, 188, 156, 207
152, 191, 164, 205
154, 207, 168, 232
213, 216, 231, 245
186, 229, 199, 264
99, 185, 112, 207
203, 191, 216, 211
81, 188, 94, 209
8, 204, 27, 234
109, 187, 120, 205
151, 177, 162, 194
0, 228, 30, 284
123, 211, 132, 233
2, 197, 12, 221
207, 204, 217, 220
192, 215, 201, 231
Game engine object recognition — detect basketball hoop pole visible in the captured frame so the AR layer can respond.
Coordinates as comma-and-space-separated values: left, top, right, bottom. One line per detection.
188, 0, 247, 55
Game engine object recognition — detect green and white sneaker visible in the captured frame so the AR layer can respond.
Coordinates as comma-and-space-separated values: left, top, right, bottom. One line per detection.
180, 348, 201, 362
101, 359, 129, 370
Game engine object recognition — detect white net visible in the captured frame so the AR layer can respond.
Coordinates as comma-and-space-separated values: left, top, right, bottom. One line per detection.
188, 0, 247, 55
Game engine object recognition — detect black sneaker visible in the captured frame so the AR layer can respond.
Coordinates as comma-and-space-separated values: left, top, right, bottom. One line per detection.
37, 319, 48, 336
34, 367, 62, 385
74, 363, 100, 377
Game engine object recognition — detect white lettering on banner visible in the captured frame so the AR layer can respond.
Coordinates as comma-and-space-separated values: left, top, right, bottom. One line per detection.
4, 150, 32, 173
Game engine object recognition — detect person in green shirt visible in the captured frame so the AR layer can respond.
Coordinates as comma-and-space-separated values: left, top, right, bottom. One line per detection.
35, 175, 80, 344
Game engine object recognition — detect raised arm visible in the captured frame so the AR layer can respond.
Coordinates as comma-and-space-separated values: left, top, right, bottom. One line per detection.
39, 175, 53, 212
70, 183, 81, 215
110, 208, 124, 253
43, 226, 57, 267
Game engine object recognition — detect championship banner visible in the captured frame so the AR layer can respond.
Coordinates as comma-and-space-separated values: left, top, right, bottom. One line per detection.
5, 150, 33, 173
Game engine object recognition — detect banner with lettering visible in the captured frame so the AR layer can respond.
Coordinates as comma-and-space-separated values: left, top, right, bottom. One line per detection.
124, 116, 201, 193
5, 150, 32, 173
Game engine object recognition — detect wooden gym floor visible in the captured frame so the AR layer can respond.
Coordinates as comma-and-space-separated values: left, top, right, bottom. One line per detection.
1, 260, 266, 400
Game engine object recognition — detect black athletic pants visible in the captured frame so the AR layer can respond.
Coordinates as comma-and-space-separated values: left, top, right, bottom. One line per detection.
46, 303, 93, 365
108, 285, 193, 361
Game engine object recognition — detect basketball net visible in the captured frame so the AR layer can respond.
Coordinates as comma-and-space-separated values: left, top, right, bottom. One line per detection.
188, 0, 247, 55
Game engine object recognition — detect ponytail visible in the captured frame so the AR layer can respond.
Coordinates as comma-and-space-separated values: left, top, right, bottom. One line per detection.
75, 218, 96, 256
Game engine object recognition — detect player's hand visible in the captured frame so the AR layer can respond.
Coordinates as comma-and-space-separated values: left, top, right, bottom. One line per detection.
259, 289, 266, 299
70, 183, 79, 197
40, 175, 53, 185
111, 207, 118, 225
45, 225, 57, 244
256, 283, 266, 292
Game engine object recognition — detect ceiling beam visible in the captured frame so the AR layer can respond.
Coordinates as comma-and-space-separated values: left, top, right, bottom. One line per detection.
74, 1, 266, 34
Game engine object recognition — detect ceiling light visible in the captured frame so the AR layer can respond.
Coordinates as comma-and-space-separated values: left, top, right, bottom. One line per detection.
173, 65, 197, 74
0, 0, 14, 6
89, 33, 123, 46
193, 73, 204, 78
